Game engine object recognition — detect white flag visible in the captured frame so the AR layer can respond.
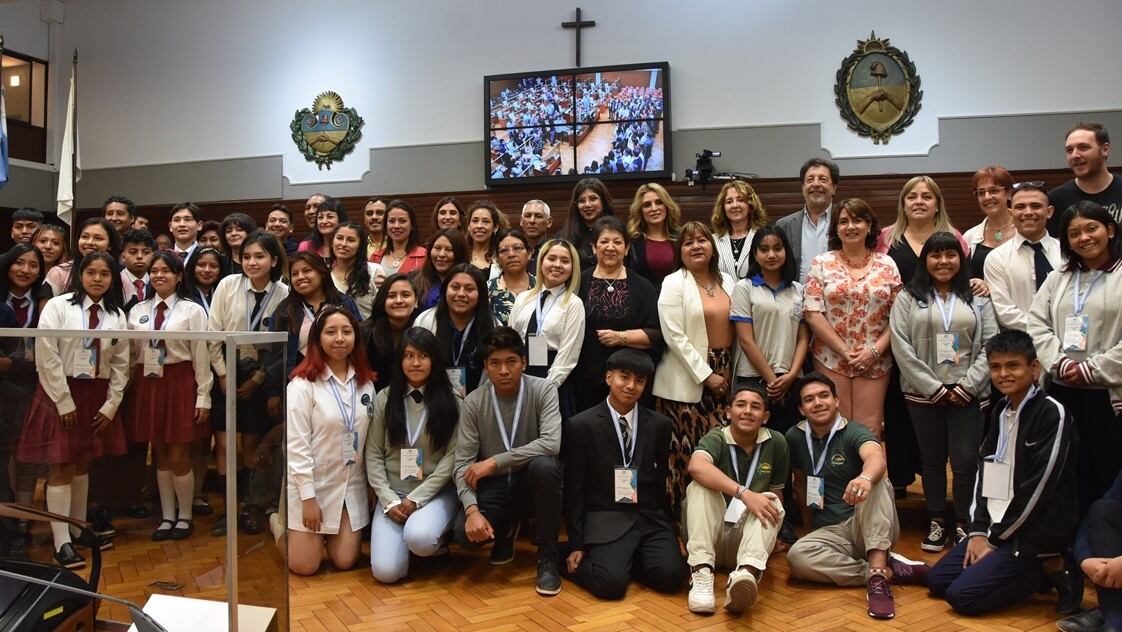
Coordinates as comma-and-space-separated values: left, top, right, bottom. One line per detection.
56, 67, 81, 226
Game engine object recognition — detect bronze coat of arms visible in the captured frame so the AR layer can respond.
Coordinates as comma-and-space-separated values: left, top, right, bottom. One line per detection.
291, 91, 364, 169
834, 32, 922, 145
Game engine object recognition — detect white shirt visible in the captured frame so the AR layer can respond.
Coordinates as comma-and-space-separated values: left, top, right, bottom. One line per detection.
173, 241, 198, 263
330, 262, 382, 320
605, 399, 635, 434
715, 229, 758, 281
286, 367, 374, 534
986, 406, 1019, 524
126, 292, 214, 409
35, 293, 130, 418
508, 286, 585, 388
984, 232, 1062, 331
121, 269, 150, 305
799, 205, 832, 283
206, 275, 290, 375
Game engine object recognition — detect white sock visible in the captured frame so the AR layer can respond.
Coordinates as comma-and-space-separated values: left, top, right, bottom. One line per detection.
46, 484, 72, 550
173, 472, 194, 522
69, 474, 89, 540
157, 469, 175, 521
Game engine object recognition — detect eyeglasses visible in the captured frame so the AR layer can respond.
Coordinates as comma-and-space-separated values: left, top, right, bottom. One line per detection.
1011, 181, 1046, 191
973, 186, 1008, 198
498, 245, 527, 256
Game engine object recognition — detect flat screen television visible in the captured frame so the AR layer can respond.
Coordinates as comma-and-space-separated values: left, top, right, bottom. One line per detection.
484, 61, 671, 186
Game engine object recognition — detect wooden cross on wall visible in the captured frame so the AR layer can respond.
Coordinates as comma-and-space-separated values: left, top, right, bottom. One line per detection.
561, 7, 596, 67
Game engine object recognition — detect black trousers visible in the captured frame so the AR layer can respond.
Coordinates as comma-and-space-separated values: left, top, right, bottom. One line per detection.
571, 513, 685, 600
1087, 497, 1122, 620
1048, 384, 1120, 515
457, 455, 562, 561
885, 368, 921, 489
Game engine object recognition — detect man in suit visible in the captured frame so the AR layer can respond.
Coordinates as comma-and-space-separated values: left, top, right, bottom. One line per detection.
563, 349, 686, 600
775, 158, 839, 283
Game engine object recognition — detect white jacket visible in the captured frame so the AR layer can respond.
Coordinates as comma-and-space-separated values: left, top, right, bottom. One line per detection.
652, 268, 736, 403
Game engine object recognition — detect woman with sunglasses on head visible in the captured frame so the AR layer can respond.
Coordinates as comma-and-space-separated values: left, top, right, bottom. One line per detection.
366, 327, 462, 583
488, 228, 535, 326
410, 228, 468, 311
125, 252, 213, 541
362, 273, 420, 392
331, 222, 383, 320
414, 264, 496, 398
371, 200, 426, 275
286, 306, 376, 575
299, 197, 346, 263
16, 252, 130, 569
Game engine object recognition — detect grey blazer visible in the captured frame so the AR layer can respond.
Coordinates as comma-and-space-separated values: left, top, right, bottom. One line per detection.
774, 211, 804, 270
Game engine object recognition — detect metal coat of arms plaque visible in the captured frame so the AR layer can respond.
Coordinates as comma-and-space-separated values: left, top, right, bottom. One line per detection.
290, 91, 364, 169
834, 32, 923, 145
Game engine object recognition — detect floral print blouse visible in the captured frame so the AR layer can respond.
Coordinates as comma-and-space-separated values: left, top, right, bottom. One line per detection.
488, 274, 535, 326
804, 251, 902, 378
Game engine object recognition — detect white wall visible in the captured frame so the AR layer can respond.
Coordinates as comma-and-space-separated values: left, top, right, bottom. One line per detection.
26, 0, 1122, 182
0, 0, 49, 60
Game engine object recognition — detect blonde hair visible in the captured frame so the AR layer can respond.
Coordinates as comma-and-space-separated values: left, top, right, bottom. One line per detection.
888, 176, 956, 246
626, 183, 682, 240
711, 180, 768, 237
524, 239, 582, 307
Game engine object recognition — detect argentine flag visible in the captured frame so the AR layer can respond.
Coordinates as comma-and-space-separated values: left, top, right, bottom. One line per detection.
0, 83, 8, 190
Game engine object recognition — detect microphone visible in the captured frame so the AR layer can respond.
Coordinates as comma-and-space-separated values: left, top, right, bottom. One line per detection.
0, 569, 168, 632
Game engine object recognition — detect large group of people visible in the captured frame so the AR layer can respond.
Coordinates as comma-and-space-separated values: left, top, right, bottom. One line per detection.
1, 121, 1121, 628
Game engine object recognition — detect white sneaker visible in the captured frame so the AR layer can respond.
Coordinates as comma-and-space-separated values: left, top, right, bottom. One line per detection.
724, 568, 758, 614
688, 567, 716, 614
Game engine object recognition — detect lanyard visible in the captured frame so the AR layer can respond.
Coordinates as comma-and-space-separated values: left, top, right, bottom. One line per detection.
405, 398, 428, 447
933, 292, 957, 333
534, 290, 560, 335
328, 374, 358, 433
804, 417, 842, 476
243, 278, 277, 331
452, 317, 475, 366
149, 297, 178, 347
730, 441, 763, 490
9, 294, 34, 328
491, 378, 525, 452
1072, 268, 1106, 316
81, 303, 105, 349
196, 289, 212, 315
994, 386, 1035, 462
609, 406, 638, 467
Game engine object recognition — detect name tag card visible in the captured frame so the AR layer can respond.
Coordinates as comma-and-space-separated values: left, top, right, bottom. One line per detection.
143, 347, 166, 378
982, 460, 1012, 501
724, 497, 747, 524
73, 348, 96, 379
806, 475, 825, 509
447, 368, 467, 399
614, 467, 637, 504
400, 448, 424, 481
936, 333, 960, 365
342, 431, 357, 466
527, 335, 549, 367
1063, 315, 1089, 352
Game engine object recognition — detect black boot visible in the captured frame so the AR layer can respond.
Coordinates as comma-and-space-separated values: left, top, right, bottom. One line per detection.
1046, 552, 1084, 615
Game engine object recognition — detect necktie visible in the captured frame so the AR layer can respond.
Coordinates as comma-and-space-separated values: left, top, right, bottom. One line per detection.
618, 415, 633, 457
177, 250, 188, 263
409, 389, 424, 404
11, 297, 29, 327
1029, 241, 1053, 290
154, 301, 168, 348
89, 304, 101, 369
134, 279, 145, 301
88, 304, 100, 330
250, 290, 267, 329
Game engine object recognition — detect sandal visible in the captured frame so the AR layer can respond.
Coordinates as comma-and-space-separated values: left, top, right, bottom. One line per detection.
151, 519, 176, 542
169, 518, 194, 541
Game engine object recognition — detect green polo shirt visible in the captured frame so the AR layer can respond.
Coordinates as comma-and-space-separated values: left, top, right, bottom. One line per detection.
695, 426, 789, 506
785, 418, 878, 529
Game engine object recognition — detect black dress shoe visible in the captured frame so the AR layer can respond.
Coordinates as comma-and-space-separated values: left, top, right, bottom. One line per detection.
239, 505, 265, 535
152, 519, 176, 542
536, 558, 562, 596
1057, 608, 1103, 632
123, 504, 150, 519
54, 543, 86, 569
211, 514, 227, 537
1047, 557, 1084, 615
192, 496, 214, 516
169, 519, 194, 541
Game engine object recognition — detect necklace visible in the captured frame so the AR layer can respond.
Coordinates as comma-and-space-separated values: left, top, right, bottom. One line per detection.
701, 279, 717, 297
839, 248, 873, 269
388, 249, 406, 268
988, 218, 1014, 242
596, 266, 624, 292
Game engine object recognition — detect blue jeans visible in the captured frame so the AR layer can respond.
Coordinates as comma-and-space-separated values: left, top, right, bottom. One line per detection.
928, 538, 1047, 615
370, 486, 460, 583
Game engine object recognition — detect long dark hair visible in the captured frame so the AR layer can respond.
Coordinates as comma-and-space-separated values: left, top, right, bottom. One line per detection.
434, 264, 493, 366
146, 251, 192, 302
906, 232, 973, 303
385, 199, 421, 252
219, 212, 257, 260
384, 327, 458, 452
466, 199, 503, 263
240, 231, 287, 282
412, 228, 467, 303
310, 197, 347, 252
745, 225, 798, 286
561, 177, 615, 243
282, 252, 348, 336
1059, 200, 1122, 272
67, 217, 123, 294
69, 252, 125, 315
0, 243, 47, 302
362, 272, 419, 361
183, 247, 231, 306
333, 222, 373, 298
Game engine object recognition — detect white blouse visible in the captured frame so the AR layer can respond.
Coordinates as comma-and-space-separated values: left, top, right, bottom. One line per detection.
206, 275, 289, 375
286, 367, 374, 534
126, 292, 214, 409
35, 293, 130, 418
508, 286, 585, 387
331, 262, 383, 320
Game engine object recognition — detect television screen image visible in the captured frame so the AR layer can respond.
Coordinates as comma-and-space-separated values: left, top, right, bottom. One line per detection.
485, 62, 670, 186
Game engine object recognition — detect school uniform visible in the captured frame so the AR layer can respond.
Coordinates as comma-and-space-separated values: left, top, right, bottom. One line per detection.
121, 269, 150, 313
125, 293, 213, 444
508, 286, 585, 417
414, 307, 497, 397
286, 368, 374, 534
331, 263, 383, 320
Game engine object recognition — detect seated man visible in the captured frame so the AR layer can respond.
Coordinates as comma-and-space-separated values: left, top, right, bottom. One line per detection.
453, 327, 564, 596
785, 373, 928, 620
683, 384, 788, 615
563, 349, 685, 600
1060, 470, 1122, 632
928, 330, 1081, 616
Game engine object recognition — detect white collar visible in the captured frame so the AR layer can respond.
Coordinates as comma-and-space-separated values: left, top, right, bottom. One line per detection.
606, 399, 635, 428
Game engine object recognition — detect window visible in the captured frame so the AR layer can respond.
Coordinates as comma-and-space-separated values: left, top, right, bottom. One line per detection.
2, 50, 49, 163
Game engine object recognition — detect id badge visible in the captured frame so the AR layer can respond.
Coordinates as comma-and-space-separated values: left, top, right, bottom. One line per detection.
73, 348, 96, 379
342, 431, 357, 466
806, 475, 825, 509
936, 332, 960, 365
447, 368, 466, 399
1063, 315, 1089, 352
724, 496, 748, 524
400, 448, 424, 481
527, 334, 549, 367
613, 467, 637, 504
982, 460, 1012, 501
143, 347, 165, 378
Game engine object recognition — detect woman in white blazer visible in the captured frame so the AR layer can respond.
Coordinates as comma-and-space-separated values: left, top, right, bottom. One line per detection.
711, 180, 769, 281
652, 221, 737, 514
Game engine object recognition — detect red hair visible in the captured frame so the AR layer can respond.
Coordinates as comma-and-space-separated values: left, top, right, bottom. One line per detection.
971, 165, 1013, 190
289, 306, 377, 385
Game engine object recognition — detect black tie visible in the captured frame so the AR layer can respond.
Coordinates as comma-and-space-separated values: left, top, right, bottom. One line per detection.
1029, 241, 1052, 290
409, 389, 424, 404
250, 290, 267, 327
618, 415, 633, 456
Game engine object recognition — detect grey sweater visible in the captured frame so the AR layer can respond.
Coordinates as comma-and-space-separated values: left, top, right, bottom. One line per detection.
453, 374, 561, 508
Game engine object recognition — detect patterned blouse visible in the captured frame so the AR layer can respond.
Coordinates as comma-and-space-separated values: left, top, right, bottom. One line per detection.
488, 274, 535, 326
804, 251, 902, 378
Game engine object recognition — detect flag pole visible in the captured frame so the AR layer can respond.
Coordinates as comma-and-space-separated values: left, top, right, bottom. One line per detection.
71, 48, 77, 223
